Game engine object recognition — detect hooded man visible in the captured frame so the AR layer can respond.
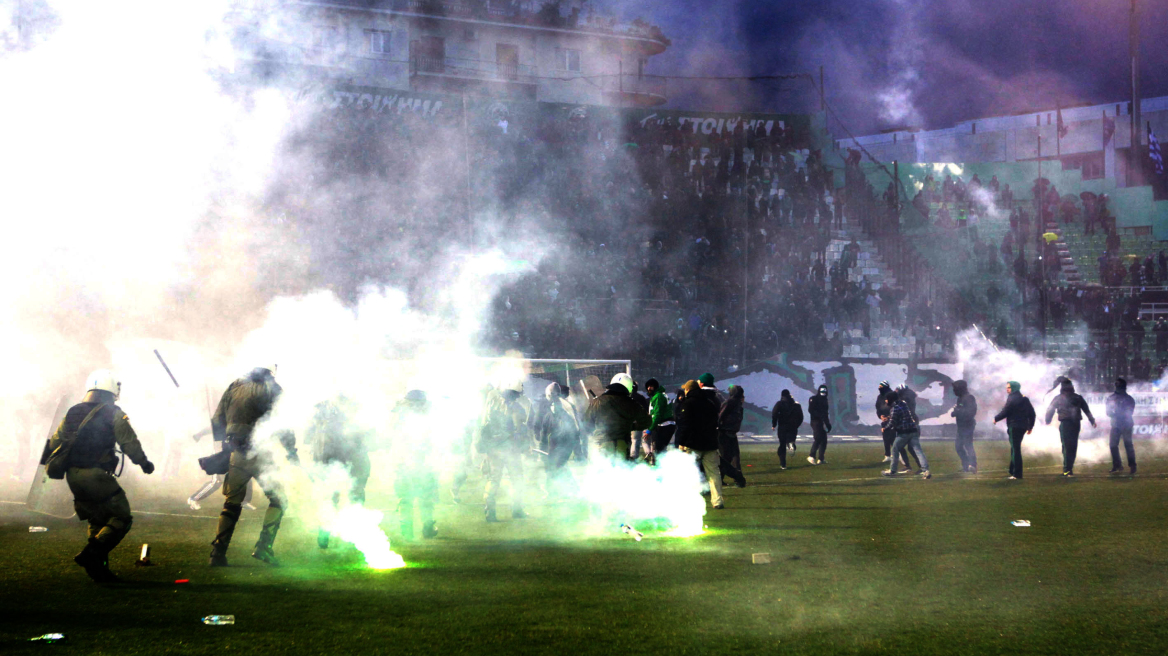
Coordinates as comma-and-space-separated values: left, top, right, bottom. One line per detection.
1105, 377, 1137, 475
807, 384, 832, 465
674, 380, 723, 509
583, 373, 651, 462
993, 381, 1036, 480
1044, 378, 1096, 476
882, 390, 931, 478
950, 380, 979, 473
643, 378, 675, 465
718, 385, 747, 488
208, 366, 292, 567
875, 381, 895, 463
771, 389, 804, 469
479, 381, 531, 522
539, 382, 580, 498
49, 370, 154, 582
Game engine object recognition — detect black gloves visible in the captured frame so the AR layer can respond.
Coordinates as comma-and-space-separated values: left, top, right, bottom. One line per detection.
141, 460, 155, 475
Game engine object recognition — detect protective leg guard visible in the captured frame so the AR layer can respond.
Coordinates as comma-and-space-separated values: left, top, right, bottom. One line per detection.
210, 502, 242, 565
252, 499, 284, 566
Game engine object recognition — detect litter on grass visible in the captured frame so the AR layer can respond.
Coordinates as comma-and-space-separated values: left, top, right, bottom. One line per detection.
202, 616, 235, 625
620, 523, 644, 541
28, 527, 47, 533
752, 553, 772, 564
29, 633, 65, 642
1011, 520, 1031, 527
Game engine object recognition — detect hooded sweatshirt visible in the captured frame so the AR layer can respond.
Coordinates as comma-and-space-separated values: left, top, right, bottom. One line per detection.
808, 385, 831, 428
1106, 383, 1136, 431
584, 384, 651, 443
951, 380, 978, 430
1045, 380, 1095, 424
771, 392, 804, 436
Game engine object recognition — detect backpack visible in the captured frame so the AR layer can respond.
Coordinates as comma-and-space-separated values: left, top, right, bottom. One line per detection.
45, 404, 106, 480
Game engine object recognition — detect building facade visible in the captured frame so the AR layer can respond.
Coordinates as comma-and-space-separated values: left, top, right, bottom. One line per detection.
233, 0, 669, 107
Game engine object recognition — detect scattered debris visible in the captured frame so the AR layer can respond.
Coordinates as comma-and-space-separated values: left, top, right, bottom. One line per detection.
135, 544, 155, 567
752, 553, 772, 564
175, 579, 190, 584
29, 633, 65, 642
202, 616, 235, 625
1011, 520, 1031, 527
620, 523, 643, 542
28, 527, 48, 533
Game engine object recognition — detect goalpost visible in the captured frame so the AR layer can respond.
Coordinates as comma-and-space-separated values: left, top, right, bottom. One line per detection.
477, 358, 632, 400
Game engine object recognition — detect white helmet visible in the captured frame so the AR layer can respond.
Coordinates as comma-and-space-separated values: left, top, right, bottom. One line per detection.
504, 379, 524, 394
611, 373, 634, 394
86, 369, 121, 400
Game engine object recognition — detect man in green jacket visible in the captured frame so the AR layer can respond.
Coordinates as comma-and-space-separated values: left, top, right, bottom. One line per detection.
51, 370, 154, 582
643, 378, 675, 465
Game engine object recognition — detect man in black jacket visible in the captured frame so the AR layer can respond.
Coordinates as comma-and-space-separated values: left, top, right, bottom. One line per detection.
993, 381, 1036, 479
951, 380, 978, 473
807, 385, 832, 465
1043, 378, 1096, 476
771, 389, 803, 469
718, 385, 747, 487
1106, 377, 1137, 475
875, 382, 895, 464
675, 380, 724, 509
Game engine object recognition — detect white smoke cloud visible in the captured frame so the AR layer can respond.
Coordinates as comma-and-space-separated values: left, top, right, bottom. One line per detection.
0, 1, 709, 561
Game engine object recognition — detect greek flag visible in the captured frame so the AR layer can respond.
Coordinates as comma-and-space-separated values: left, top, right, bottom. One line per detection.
1151, 124, 1164, 176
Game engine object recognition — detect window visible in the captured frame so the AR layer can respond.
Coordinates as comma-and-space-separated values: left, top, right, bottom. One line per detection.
556, 47, 581, 72
311, 25, 343, 52
366, 30, 391, 55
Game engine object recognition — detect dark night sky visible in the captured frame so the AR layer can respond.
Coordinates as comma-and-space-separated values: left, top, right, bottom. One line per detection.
602, 0, 1168, 136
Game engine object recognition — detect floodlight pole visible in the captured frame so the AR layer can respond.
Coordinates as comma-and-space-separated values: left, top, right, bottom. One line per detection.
1130, 0, 1142, 186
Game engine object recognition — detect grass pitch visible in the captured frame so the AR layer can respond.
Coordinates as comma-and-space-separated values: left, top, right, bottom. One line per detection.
2, 441, 1167, 655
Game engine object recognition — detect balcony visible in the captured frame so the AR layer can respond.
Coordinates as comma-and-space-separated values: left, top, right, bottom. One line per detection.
410, 55, 537, 85
598, 73, 667, 107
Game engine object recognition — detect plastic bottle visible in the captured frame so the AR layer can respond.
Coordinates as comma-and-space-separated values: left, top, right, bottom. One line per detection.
28, 527, 48, 533
29, 633, 65, 642
620, 523, 643, 542
201, 615, 235, 625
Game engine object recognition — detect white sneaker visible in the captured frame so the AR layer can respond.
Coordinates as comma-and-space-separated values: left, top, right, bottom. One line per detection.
187, 497, 201, 511
807, 456, 817, 465
1007, 475, 1017, 480
882, 456, 891, 463
243, 502, 257, 511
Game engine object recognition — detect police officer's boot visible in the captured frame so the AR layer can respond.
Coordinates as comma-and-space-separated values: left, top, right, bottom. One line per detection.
511, 505, 528, 519
422, 521, 438, 539
484, 504, 499, 523
74, 538, 117, 583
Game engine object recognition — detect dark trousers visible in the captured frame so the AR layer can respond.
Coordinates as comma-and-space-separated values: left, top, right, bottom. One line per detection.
955, 426, 977, 471
1109, 426, 1136, 470
1059, 420, 1081, 473
650, 424, 676, 453
810, 420, 828, 461
777, 430, 797, 467
1007, 425, 1026, 478
718, 429, 745, 483
881, 427, 895, 457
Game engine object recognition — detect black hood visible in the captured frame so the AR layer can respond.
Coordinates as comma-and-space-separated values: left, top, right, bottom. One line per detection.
1060, 380, 1075, 395
952, 380, 968, 397
818, 385, 828, 396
